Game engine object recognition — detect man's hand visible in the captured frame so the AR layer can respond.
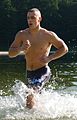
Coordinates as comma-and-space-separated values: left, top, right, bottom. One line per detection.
39, 55, 50, 64
21, 40, 31, 52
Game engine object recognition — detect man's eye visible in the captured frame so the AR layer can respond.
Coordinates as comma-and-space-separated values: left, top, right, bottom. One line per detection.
27, 16, 36, 20
31, 16, 36, 19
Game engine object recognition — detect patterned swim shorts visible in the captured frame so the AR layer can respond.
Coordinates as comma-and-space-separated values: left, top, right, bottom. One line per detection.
27, 65, 51, 91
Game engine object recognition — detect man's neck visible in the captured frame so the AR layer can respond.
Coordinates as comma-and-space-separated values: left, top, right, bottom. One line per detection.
29, 26, 41, 36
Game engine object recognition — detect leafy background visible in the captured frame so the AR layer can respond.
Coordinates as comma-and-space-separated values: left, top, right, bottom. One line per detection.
0, 0, 77, 51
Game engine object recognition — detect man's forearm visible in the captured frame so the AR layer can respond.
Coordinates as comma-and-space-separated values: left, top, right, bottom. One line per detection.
49, 46, 68, 61
8, 47, 21, 58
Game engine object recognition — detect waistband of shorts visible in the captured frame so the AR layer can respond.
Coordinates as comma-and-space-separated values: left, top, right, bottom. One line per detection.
27, 65, 48, 73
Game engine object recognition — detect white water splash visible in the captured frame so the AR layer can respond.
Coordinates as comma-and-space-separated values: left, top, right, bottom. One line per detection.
0, 80, 77, 120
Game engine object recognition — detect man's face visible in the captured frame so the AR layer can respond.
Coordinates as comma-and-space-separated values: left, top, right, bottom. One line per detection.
27, 11, 41, 30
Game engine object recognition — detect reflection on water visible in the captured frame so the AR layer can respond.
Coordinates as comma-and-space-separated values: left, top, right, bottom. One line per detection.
0, 60, 77, 120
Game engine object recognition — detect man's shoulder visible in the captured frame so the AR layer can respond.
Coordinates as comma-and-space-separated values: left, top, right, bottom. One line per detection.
41, 28, 53, 34
18, 28, 29, 34
14, 29, 28, 40
41, 28, 55, 36
16, 28, 29, 37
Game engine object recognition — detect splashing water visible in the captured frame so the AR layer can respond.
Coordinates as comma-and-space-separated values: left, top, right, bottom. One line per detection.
0, 80, 77, 120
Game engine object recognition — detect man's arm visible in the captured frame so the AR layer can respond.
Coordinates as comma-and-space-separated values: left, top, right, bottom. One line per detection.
40, 32, 68, 64
9, 31, 22, 58
48, 32, 68, 61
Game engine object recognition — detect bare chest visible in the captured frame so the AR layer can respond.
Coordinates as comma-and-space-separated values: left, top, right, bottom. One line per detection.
23, 34, 50, 50
30, 38, 45, 49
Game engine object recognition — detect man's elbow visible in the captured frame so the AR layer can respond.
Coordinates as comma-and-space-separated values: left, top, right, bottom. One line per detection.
64, 45, 68, 54
8, 52, 14, 58
8, 50, 16, 58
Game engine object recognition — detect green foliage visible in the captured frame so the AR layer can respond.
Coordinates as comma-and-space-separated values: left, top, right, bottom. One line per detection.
0, 0, 77, 51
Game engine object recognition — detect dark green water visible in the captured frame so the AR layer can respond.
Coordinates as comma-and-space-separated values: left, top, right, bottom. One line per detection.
0, 53, 77, 120
0, 53, 77, 94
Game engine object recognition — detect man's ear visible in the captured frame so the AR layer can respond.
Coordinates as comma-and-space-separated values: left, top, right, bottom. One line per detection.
39, 17, 42, 22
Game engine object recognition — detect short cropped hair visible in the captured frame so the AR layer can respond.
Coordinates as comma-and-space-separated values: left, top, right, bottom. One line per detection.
28, 8, 41, 17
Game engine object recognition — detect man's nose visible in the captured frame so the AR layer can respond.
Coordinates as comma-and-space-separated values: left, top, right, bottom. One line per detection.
28, 17, 32, 21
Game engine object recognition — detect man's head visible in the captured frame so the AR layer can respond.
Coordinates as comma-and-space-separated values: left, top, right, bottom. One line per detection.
27, 8, 42, 30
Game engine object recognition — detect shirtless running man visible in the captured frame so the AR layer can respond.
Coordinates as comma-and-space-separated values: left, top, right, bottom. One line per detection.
9, 8, 68, 109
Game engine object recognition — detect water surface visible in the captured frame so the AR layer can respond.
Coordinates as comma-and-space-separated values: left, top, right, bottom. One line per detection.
0, 56, 77, 120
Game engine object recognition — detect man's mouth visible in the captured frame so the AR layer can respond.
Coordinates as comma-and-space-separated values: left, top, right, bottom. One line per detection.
29, 23, 33, 26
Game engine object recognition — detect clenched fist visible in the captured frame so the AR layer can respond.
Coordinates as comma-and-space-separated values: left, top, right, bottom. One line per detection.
21, 40, 31, 53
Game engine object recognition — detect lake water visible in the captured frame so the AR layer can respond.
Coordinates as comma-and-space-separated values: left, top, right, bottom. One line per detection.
0, 54, 77, 120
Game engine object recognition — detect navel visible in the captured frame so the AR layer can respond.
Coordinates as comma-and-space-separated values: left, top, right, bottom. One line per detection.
31, 64, 34, 70
49, 42, 51, 45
